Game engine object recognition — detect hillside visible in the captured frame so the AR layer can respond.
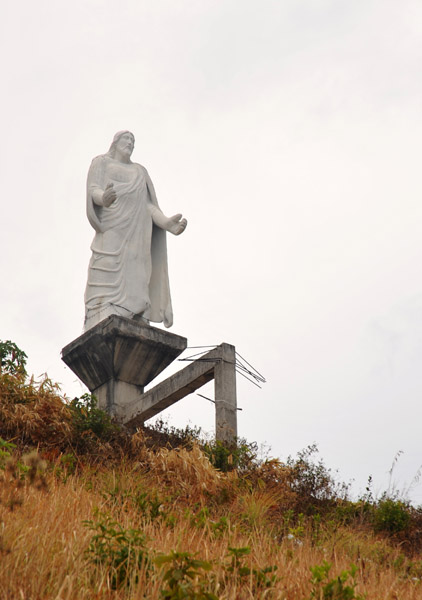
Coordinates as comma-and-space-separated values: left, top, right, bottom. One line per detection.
1, 340, 422, 599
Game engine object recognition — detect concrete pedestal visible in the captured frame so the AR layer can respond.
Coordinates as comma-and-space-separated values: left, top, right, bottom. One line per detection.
62, 316, 238, 442
61, 315, 187, 419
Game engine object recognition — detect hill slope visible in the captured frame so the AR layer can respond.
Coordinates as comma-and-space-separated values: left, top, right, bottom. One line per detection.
1, 340, 422, 599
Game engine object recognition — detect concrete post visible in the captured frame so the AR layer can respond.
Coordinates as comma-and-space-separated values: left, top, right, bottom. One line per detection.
214, 343, 237, 443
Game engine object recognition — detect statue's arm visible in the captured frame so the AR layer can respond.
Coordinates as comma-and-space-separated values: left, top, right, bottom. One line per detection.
149, 205, 187, 236
143, 166, 187, 235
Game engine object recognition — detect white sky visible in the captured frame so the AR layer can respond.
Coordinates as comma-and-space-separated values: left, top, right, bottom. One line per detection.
2, 0, 422, 502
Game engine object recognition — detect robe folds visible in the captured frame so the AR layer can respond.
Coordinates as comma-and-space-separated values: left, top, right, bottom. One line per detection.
84, 154, 173, 331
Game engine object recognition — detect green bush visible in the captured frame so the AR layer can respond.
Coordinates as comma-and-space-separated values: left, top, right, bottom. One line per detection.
84, 512, 149, 589
155, 551, 217, 600
373, 497, 410, 534
308, 561, 364, 600
224, 546, 278, 590
0, 340, 27, 377
203, 438, 259, 473
69, 393, 118, 441
0, 438, 16, 469
286, 444, 349, 513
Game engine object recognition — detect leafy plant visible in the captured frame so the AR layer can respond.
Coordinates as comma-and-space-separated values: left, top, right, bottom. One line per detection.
203, 438, 259, 473
155, 551, 217, 600
69, 393, 118, 441
0, 438, 16, 469
225, 546, 278, 590
286, 444, 349, 513
373, 496, 410, 534
0, 340, 27, 377
84, 513, 149, 589
102, 483, 165, 521
308, 561, 364, 600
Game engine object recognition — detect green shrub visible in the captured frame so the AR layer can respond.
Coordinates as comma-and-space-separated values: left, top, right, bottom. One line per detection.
203, 438, 259, 473
0, 438, 16, 469
0, 340, 27, 377
155, 551, 217, 600
224, 546, 278, 590
373, 497, 410, 534
84, 512, 149, 589
308, 561, 364, 600
69, 393, 118, 441
286, 444, 348, 513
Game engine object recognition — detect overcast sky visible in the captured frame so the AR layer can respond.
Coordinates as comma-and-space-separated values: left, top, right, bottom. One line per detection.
2, 0, 422, 502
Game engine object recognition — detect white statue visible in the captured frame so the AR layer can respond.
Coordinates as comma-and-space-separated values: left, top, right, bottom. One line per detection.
84, 131, 187, 331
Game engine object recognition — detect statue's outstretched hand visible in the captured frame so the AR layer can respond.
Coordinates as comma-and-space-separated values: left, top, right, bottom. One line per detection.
167, 213, 187, 236
103, 183, 117, 208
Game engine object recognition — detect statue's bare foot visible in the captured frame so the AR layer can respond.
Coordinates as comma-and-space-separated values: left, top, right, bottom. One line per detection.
167, 213, 187, 236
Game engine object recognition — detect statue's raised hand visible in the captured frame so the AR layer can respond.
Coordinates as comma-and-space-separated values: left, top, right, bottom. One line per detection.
167, 213, 187, 236
103, 183, 117, 208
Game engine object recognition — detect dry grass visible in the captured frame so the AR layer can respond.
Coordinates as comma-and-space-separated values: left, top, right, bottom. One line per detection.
1, 359, 422, 599
1, 449, 422, 600
0, 372, 73, 448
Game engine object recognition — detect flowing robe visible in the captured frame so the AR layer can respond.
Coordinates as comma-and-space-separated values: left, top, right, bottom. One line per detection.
84, 154, 173, 330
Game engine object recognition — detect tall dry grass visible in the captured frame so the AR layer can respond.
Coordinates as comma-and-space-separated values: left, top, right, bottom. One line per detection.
1, 346, 422, 599
1, 446, 422, 600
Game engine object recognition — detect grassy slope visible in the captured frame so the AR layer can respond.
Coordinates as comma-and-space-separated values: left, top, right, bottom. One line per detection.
1, 348, 422, 599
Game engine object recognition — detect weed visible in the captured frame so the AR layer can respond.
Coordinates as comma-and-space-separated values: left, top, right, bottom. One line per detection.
84, 512, 149, 589
155, 551, 217, 600
144, 418, 203, 449
55, 452, 77, 482
210, 516, 229, 536
0, 448, 48, 511
69, 393, 118, 442
308, 561, 365, 600
288, 512, 305, 539
0, 340, 27, 377
203, 438, 259, 473
0, 438, 16, 468
226, 546, 252, 578
102, 480, 165, 521
373, 496, 410, 534
286, 444, 347, 513
225, 546, 278, 590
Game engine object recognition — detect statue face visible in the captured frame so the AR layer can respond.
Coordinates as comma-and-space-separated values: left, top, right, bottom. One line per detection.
115, 132, 135, 158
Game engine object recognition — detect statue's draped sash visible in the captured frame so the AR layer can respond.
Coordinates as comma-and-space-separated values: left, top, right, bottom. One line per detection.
84, 155, 172, 330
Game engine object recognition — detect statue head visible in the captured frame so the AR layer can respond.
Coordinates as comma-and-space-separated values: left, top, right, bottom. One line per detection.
107, 131, 135, 159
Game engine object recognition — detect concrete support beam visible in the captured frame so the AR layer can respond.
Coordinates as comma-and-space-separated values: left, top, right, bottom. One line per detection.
124, 343, 238, 443
125, 345, 221, 427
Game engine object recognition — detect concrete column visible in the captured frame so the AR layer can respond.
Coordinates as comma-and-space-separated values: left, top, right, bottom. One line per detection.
94, 379, 144, 419
214, 343, 237, 443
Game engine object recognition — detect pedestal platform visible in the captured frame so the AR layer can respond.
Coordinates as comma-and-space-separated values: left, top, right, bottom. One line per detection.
62, 315, 238, 442
61, 315, 187, 419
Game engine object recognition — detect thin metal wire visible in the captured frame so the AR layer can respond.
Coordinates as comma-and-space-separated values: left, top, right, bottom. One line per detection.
197, 393, 243, 411
236, 351, 266, 383
235, 367, 262, 388
234, 360, 265, 385
185, 345, 218, 349
178, 345, 267, 389
197, 393, 215, 404
178, 358, 221, 364
178, 346, 218, 361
